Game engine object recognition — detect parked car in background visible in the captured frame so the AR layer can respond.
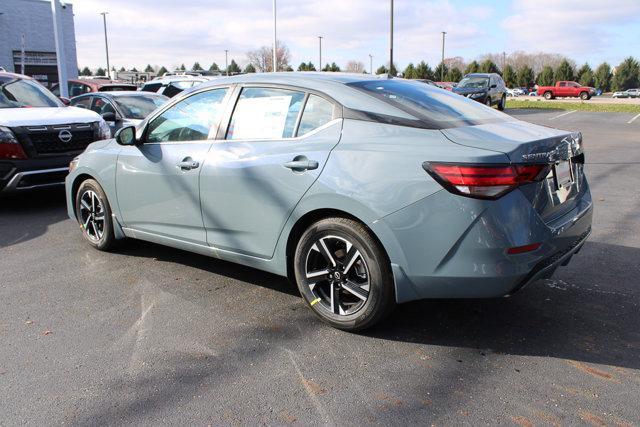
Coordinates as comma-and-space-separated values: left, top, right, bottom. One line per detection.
70, 91, 168, 137
140, 76, 208, 98
0, 72, 110, 193
435, 82, 456, 91
51, 79, 138, 98
415, 79, 442, 88
506, 88, 519, 97
453, 73, 507, 110
536, 81, 595, 100
612, 89, 640, 98
65, 73, 592, 331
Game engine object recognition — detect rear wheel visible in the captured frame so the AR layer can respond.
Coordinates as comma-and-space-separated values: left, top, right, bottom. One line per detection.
75, 179, 115, 251
498, 94, 506, 111
544, 91, 554, 100
293, 217, 395, 331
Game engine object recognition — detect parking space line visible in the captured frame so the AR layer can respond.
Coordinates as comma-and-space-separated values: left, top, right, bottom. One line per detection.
549, 110, 577, 120
627, 113, 640, 124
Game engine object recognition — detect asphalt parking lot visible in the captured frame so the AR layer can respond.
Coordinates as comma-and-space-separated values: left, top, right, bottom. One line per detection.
1, 109, 639, 425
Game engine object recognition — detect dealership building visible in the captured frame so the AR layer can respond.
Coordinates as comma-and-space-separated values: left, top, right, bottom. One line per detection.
0, 0, 78, 86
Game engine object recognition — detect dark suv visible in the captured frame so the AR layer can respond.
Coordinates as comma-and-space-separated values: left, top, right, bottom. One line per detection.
0, 72, 111, 193
453, 73, 507, 110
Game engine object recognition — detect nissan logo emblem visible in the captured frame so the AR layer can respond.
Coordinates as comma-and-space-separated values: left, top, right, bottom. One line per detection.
58, 130, 73, 143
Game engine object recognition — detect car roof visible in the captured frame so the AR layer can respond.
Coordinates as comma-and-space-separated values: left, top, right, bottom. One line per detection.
0, 71, 32, 80
74, 91, 168, 99
463, 73, 495, 77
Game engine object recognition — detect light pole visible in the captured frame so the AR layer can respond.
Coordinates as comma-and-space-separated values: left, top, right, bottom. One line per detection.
272, 0, 277, 72
51, 0, 68, 97
389, 0, 394, 76
440, 31, 446, 82
225, 50, 229, 76
318, 36, 323, 71
502, 51, 506, 72
100, 12, 111, 79
369, 54, 373, 74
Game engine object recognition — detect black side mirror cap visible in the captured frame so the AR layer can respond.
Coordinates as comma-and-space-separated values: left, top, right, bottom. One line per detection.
115, 125, 137, 146
101, 112, 117, 122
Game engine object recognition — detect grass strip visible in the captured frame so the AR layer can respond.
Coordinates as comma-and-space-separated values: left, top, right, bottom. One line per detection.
505, 99, 640, 114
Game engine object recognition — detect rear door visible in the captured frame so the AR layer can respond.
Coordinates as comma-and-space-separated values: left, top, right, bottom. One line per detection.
200, 86, 342, 258
116, 87, 230, 244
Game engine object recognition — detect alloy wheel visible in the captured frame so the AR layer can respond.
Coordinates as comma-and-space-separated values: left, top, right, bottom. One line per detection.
79, 189, 105, 242
303, 235, 370, 316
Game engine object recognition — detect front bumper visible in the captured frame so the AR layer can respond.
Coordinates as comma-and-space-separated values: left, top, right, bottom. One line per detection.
383, 185, 593, 303
0, 155, 75, 193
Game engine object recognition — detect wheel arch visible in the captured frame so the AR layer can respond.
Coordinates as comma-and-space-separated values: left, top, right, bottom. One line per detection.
70, 173, 97, 219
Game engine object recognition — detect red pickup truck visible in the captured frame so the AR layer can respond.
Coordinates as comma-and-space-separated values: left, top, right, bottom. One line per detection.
537, 81, 595, 100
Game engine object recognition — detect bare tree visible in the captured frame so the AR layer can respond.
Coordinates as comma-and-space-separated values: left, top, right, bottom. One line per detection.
246, 40, 291, 72
345, 60, 365, 73
444, 56, 466, 73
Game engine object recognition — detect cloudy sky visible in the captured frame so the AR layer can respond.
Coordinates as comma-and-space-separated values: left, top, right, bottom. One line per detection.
70, 0, 640, 71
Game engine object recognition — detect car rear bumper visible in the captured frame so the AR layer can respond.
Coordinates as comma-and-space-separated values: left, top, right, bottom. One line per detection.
0, 156, 74, 193
382, 184, 593, 303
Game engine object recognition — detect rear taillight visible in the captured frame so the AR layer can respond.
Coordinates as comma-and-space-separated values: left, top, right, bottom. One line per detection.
0, 126, 27, 160
423, 162, 551, 200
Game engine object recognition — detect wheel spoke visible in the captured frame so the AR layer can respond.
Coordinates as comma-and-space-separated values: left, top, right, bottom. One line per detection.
80, 199, 91, 211
91, 192, 96, 212
83, 214, 91, 228
342, 280, 369, 301
342, 247, 361, 275
318, 238, 336, 267
330, 283, 341, 314
93, 213, 105, 221
305, 269, 330, 290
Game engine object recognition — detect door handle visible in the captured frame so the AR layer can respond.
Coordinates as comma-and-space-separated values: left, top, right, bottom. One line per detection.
283, 156, 319, 172
177, 158, 199, 170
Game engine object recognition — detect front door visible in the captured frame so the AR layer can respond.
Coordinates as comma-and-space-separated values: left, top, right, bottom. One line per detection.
200, 87, 342, 258
116, 87, 229, 244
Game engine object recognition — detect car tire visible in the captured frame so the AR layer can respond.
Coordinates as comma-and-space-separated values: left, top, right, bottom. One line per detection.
498, 94, 506, 111
485, 98, 492, 107
75, 179, 116, 251
544, 91, 553, 100
293, 217, 395, 331
580, 92, 589, 101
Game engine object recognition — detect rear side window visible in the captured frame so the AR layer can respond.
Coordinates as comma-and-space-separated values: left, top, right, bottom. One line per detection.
226, 87, 304, 140
141, 83, 161, 92
91, 97, 116, 116
297, 95, 334, 136
347, 79, 508, 128
71, 96, 92, 109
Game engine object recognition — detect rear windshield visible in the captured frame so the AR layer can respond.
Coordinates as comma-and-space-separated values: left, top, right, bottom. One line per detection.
0, 77, 61, 108
347, 79, 509, 128
114, 95, 167, 119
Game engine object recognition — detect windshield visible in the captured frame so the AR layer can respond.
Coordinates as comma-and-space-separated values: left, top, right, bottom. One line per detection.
113, 94, 167, 119
347, 79, 509, 128
0, 77, 61, 108
457, 76, 489, 89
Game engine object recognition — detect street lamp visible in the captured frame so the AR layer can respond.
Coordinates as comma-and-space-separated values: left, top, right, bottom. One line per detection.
389, 0, 394, 76
369, 54, 373, 74
318, 36, 323, 71
100, 12, 111, 79
441, 31, 446, 82
225, 49, 229, 76
272, 0, 277, 72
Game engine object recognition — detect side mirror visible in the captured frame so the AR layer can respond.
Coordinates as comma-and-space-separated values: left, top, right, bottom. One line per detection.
490, 84, 497, 89
115, 125, 137, 146
59, 97, 71, 106
101, 111, 117, 122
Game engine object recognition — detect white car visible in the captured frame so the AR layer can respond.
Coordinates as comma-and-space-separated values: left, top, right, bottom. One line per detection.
0, 72, 110, 193
612, 89, 640, 98
140, 76, 208, 98
506, 88, 519, 97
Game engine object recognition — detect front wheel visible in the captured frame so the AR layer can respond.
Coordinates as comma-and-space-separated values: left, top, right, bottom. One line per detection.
75, 179, 116, 251
293, 217, 395, 331
580, 92, 590, 100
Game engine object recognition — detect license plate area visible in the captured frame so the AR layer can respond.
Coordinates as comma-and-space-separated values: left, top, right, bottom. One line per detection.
553, 160, 574, 190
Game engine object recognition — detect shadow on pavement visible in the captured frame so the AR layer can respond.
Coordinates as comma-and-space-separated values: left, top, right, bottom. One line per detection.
0, 188, 68, 248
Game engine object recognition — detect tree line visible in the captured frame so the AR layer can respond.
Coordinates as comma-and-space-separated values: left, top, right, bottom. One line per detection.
79, 48, 640, 92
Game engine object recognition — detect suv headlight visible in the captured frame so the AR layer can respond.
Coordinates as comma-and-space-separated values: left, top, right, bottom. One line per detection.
98, 119, 112, 140
0, 126, 19, 144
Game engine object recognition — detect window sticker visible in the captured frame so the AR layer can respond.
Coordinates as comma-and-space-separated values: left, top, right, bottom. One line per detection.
229, 95, 292, 140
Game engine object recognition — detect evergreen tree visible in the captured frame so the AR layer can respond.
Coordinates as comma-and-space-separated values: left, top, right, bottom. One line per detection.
579, 70, 595, 87
284, 65, 294, 71
445, 67, 462, 82
576, 63, 592, 83
464, 60, 480, 75
537, 66, 555, 86
594, 62, 612, 92
516, 65, 535, 88
375, 65, 388, 75
209, 63, 220, 72
179, 64, 186, 71
192, 62, 203, 71
415, 61, 434, 80
226, 60, 241, 75
434, 62, 449, 81
118, 66, 126, 72
144, 64, 154, 73
612, 57, 640, 91
502, 64, 517, 87
157, 66, 168, 76
479, 59, 499, 74
243, 63, 256, 73
96, 67, 106, 76
403, 63, 417, 79
306, 62, 316, 71
131, 67, 138, 72
80, 66, 92, 76
554, 59, 575, 82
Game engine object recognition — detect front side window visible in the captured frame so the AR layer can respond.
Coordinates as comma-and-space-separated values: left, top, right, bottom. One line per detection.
146, 88, 228, 143
226, 87, 304, 140
91, 97, 116, 116
297, 94, 335, 136
0, 76, 61, 108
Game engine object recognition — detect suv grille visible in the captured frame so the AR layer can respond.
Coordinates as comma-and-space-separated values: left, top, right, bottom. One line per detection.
16, 123, 98, 156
